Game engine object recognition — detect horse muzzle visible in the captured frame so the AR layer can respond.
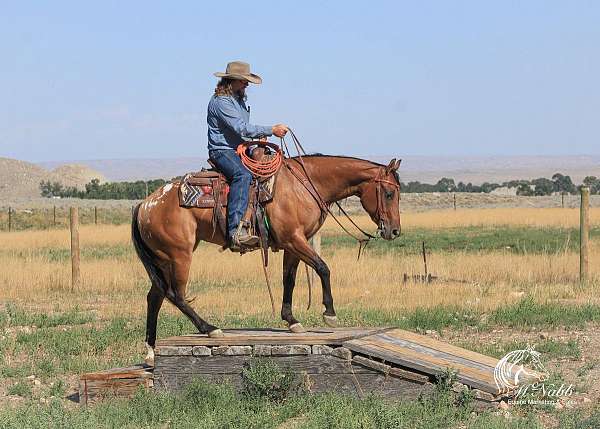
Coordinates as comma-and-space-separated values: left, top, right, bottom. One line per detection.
377, 221, 401, 240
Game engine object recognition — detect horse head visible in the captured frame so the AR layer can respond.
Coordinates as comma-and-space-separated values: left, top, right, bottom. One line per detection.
359, 158, 402, 240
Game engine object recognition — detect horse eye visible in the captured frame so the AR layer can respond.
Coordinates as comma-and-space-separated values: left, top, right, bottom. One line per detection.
385, 191, 394, 200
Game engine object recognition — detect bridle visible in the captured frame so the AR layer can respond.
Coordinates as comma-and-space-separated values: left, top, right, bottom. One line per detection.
372, 169, 401, 234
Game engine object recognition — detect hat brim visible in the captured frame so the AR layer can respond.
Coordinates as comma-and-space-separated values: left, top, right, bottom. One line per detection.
214, 72, 262, 84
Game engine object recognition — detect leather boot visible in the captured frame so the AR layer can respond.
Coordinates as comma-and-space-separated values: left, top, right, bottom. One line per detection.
231, 221, 259, 250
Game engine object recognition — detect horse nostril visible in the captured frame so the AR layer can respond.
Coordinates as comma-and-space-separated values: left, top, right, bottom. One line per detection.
392, 229, 400, 237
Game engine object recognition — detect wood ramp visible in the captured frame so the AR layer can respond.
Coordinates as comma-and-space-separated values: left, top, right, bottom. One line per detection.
344, 328, 502, 395
81, 327, 540, 403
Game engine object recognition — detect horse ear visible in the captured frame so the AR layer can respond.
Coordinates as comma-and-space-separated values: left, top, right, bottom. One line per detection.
394, 159, 402, 170
386, 158, 397, 173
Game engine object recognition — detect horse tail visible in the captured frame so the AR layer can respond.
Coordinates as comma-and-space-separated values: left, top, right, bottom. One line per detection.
131, 203, 168, 294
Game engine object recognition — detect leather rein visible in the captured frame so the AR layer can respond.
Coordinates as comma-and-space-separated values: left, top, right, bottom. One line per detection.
280, 129, 399, 259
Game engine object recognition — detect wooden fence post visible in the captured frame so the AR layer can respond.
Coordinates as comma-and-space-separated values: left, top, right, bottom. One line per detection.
70, 207, 80, 290
580, 187, 590, 284
53, 206, 57, 226
94, 206, 98, 225
561, 193, 565, 208
453, 193, 456, 210
8, 207, 11, 232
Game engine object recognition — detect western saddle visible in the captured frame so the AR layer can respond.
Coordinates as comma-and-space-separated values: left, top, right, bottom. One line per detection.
178, 151, 276, 254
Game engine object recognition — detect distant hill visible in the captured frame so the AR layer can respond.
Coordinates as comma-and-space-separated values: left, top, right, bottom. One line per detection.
38, 155, 600, 185
0, 157, 105, 199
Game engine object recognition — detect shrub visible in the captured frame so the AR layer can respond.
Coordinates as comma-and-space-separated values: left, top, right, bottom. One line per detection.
241, 359, 296, 403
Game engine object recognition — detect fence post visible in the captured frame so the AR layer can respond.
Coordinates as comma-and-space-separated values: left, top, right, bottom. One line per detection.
53, 206, 57, 226
561, 193, 565, 208
70, 207, 80, 291
8, 207, 11, 232
94, 206, 98, 225
580, 187, 590, 284
453, 193, 456, 210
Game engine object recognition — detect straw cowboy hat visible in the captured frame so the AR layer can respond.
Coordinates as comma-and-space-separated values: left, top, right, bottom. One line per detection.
214, 61, 262, 84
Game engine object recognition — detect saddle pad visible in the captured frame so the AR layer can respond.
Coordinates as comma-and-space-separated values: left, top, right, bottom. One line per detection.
179, 174, 229, 208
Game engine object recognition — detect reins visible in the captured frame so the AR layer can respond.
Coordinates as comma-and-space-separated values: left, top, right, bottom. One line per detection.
280, 128, 381, 260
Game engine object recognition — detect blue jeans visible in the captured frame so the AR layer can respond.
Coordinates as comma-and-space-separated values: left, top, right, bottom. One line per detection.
208, 149, 253, 239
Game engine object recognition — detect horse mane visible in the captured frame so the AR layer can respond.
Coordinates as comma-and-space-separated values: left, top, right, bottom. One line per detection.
289, 154, 401, 186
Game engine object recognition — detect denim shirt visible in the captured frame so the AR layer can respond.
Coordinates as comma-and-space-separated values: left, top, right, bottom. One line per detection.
207, 95, 272, 151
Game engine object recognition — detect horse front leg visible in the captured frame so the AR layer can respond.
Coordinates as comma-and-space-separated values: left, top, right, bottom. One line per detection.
286, 234, 337, 328
282, 250, 305, 333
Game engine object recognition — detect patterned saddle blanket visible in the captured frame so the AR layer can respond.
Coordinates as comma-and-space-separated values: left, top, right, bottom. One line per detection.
179, 171, 229, 208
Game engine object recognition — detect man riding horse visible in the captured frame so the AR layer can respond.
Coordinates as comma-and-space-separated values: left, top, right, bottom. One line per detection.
132, 62, 401, 366
207, 61, 289, 251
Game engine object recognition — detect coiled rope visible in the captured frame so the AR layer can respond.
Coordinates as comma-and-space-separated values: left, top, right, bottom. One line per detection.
236, 142, 283, 177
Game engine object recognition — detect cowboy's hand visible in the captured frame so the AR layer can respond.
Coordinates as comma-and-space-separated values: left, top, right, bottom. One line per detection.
272, 124, 289, 138
258, 137, 268, 145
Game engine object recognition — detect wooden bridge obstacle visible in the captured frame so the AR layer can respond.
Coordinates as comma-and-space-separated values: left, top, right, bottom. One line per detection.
79, 326, 543, 404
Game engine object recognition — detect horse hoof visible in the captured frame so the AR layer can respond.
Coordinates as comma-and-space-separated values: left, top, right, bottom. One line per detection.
323, 315, 338, 328
144, 342, 155, 367
289, 323, 306, 333
208, 328, 224, 338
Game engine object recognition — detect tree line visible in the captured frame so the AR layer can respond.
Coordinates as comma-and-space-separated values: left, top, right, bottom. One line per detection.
40, 178, 169, 199
402, 173, 600, 195
40, 173, 600, 200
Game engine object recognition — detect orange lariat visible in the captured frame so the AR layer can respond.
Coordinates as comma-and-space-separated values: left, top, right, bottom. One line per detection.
236, 142, 283, 178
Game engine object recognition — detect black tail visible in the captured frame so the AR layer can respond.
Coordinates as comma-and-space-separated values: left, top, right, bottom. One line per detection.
131, 203, 168, 294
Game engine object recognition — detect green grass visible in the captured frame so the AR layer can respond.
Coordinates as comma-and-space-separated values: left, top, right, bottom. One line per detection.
7, 381, 32, 398
324, 226, 600, 255
0, 304, 95, 329
489, 297, 600, 329
460, 338, 582, 361
0, 378, 555, 429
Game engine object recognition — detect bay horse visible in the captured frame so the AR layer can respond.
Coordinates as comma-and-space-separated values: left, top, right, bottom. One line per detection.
132, 155, 401, 365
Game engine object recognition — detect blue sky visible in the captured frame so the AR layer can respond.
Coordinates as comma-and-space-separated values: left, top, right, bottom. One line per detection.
1, 1, 598, 162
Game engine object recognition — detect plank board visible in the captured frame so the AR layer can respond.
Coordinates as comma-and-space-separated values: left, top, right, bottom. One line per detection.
157, 327, 391, 348
79, 364, 153, 405
344, 328, 541, 395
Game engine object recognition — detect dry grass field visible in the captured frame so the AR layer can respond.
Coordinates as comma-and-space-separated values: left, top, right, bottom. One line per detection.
1, 208, 599, 318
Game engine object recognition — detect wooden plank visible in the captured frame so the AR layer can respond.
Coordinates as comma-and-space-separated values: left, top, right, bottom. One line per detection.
382, 329, 500, 368
154, 355, 373, 376
353, 336, 498, 383
157, 327, 390, 348
80, 364, 152, 381
362, 332, 498, 373
345, 338, 498, 393
352, 355, 430, 384
79, 365, 153, 405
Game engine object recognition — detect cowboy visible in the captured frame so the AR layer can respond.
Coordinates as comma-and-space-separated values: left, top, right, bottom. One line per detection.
207, 61, 288, 250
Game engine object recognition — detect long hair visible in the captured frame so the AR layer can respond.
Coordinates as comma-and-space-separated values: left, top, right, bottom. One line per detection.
214, 78, 246, 101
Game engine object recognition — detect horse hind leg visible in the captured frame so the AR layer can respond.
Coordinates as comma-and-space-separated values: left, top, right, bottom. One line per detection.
163, 256, 224, 338
144, 284, 164, 366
